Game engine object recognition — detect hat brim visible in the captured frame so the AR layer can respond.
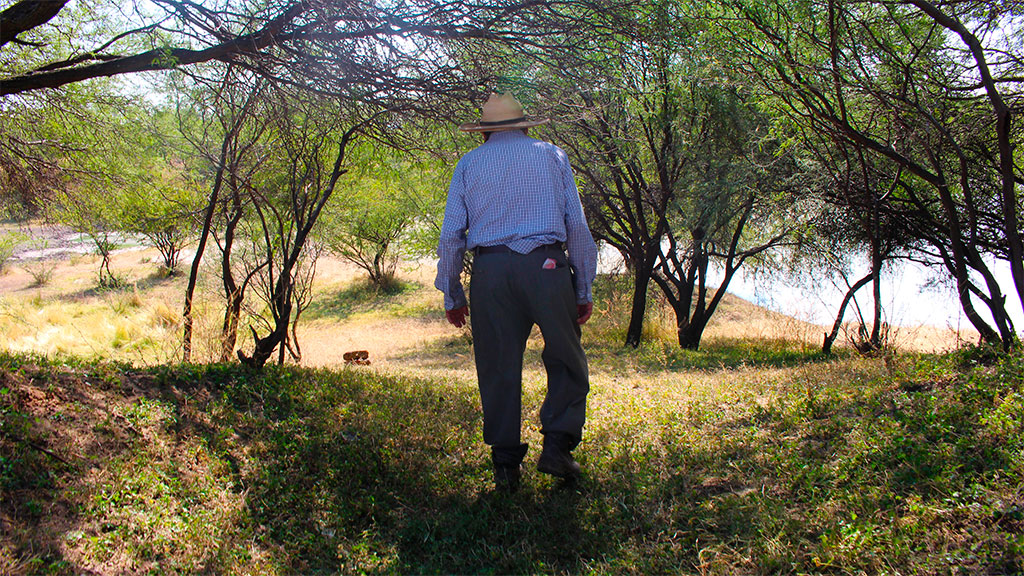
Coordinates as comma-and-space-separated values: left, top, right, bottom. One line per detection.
459, 118, 550, 132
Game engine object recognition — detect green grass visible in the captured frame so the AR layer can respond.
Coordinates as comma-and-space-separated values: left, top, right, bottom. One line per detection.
583, 335, 836, 374
304, 279, 429, 322
2, 347, 1023, 574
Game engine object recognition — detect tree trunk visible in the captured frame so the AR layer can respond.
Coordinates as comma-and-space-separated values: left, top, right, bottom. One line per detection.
676, 244, 712, 351
625, 242, 664, 347
624, 266, 651, 348
220, 292, 243, 362
869, 236, 883, 349
677, 313, 709, 350
239, 297, 291, 369
219, 183, 245, 362
955, 273, 1001, 346
99, 250, 113, 286
823, 273, 873, 354
182, 167, 225, 363
626, 243, 659, 348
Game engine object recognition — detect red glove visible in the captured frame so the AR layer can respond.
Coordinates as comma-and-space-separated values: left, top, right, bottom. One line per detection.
577, 302, 593, 325
446, 305, 469, 328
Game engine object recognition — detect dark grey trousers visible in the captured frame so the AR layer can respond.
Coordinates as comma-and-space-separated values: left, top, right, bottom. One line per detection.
469, 246, 590, 467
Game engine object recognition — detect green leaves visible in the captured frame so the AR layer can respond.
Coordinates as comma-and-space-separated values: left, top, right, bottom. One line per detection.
320, 142, 448, 288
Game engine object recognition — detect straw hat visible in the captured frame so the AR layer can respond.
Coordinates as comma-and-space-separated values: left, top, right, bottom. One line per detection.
459, 93, 550, 132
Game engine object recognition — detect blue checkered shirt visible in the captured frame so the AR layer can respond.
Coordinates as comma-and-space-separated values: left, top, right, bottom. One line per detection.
435, 130, 598, 310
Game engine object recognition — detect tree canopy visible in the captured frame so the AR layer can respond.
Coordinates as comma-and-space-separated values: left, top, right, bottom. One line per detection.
1, 0, 1021, 360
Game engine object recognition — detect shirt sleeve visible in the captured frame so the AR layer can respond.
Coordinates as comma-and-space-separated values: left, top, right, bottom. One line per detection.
557, 148, 598, 304
435, 160, 469, 310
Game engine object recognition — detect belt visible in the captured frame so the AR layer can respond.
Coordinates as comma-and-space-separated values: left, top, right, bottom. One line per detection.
474, 242, 564, 255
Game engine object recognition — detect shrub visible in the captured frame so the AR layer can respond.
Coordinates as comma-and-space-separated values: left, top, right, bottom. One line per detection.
0, 231, 25, 273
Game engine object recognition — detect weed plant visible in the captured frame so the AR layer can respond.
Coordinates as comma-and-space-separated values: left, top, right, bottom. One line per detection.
0, 231, 25, 273
24, 261, 55, 287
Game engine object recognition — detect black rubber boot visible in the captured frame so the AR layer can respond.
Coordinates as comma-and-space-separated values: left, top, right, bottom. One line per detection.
537, 433, 581, 479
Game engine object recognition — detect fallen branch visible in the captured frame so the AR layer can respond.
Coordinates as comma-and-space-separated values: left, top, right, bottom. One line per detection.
26, 440, 73, 467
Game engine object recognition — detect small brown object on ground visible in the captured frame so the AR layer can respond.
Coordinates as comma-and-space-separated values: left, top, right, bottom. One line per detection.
343, 350, 371, 365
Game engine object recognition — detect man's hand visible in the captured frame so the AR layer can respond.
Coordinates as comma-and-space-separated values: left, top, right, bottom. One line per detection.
577, 302, 593, 325
446, 305, 469, 328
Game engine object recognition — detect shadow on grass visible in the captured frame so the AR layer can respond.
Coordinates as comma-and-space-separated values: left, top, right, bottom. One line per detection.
131, 270, 180, 291
584, 335, 840, 374
388, 331, 474, 370
160, 362, 630, 574
303, 279, 426, 322
192, 363, 667, 574
394, 328, 835, 376
51, 270, 176, 301
2, 352, 1022, 574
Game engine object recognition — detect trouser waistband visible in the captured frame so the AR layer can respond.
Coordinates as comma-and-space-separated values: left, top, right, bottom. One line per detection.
474, 242, 563, 255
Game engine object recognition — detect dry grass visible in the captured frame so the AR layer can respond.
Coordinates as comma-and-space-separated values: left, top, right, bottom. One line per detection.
0, 243, 971, 370
296, 262, 453, 368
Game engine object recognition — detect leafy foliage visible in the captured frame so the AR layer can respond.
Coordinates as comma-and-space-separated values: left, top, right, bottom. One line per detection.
0, 230, 25, 273
321, 145, 447, 290
121, 178, 202, 276
720, 0, 1024, 348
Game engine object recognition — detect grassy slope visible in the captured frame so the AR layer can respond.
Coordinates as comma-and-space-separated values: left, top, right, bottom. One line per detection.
2, 346, 1022, 575
0, 251, 1015, 574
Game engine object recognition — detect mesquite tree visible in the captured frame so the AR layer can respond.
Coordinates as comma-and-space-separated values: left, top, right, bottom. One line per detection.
176, 68, 269, 363
549, 48, 678, 348
175, 69, 278, 362
723, 0, 1024, 349
651, 86, 809, 350
548, 2, 811, 349
237, 91, 358, 368
319, 146, 442, 289
811, 139, 917, 354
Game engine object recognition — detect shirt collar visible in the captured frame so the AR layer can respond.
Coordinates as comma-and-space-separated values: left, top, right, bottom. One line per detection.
487, 130, 528, 142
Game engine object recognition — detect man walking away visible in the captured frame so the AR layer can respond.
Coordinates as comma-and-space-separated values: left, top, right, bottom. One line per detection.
435, 93, 599, 492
